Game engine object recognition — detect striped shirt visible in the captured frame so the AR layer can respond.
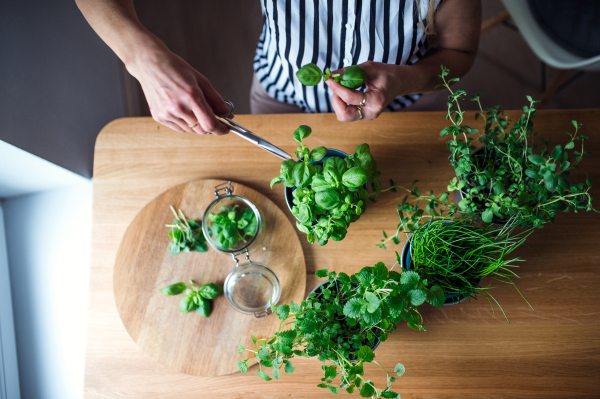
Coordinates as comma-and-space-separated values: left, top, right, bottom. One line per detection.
253, 0, 441, 113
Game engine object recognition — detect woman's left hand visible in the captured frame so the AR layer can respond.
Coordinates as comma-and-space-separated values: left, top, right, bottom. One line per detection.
325, 61, 407, 122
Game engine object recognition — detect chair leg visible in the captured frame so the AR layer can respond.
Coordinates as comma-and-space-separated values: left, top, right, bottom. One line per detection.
481, 10, 510, 33
538, 69, 573, 109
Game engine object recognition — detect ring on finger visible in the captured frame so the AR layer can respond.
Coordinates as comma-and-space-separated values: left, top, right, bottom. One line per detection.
188, 121, 199, 128
356, 105, 363, 121
359, 92, 367, 107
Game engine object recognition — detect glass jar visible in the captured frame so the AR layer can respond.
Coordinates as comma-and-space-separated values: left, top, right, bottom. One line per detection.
202, 181, 280, 318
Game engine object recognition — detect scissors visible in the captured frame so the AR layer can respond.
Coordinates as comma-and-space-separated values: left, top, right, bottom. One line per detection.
214, 100, 292, 160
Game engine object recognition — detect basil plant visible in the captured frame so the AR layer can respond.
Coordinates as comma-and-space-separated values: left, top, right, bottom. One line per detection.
271, 125, 382, 245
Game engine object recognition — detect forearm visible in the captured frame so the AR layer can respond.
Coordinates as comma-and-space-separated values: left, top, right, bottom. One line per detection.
395, 47, 477, 95
75, 0, 164, 66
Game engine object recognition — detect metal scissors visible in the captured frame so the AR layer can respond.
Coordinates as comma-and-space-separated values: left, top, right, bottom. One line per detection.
214, 100, 292, 160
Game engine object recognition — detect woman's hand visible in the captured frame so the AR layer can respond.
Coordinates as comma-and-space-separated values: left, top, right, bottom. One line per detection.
325, 61, 408, 122
126, 42, 231, 135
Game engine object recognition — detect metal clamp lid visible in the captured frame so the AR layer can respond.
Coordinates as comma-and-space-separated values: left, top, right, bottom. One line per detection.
214, 181, 234, 198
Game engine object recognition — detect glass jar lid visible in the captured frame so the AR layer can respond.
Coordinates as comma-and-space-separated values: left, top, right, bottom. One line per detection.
224, 262, 281, 318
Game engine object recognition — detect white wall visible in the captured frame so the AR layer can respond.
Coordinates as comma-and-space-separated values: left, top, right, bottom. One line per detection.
0, 204, 20, 399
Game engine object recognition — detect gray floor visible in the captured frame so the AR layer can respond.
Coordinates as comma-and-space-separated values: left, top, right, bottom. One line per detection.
128, 0, 600, 115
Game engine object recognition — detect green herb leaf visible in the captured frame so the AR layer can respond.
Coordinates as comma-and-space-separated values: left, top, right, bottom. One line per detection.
237, 361, 248, 373
238, 339, 245, 354
565, 141, 575, 150
359, 382, 375, 397
195, 297, 211, 317
159, 282, 187, 296
357, 345, 375, 362
258, 347, 271, 361
293, 162, 316, 188
365, 292, 381, 313
528, 154, 546, 165
343, 298, 364, 319
586, 173, 593, 188
198, 283, 223, 300
342, 167, 368, 188
275, 304, 290, 320
482, 208, 493, 223
179, 294, 196, 313
311, 146, 328, 162
272, 368, 281, 380
296, 64, 323, 86
315, 269, 329, 278
552, 145, 564, 161
340, 65, 368, 89
257, 369, 272, 381
293, 125, 312, 142
394, 363, 405, 377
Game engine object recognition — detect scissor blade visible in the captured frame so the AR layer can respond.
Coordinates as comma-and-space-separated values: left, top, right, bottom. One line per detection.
218, 116, 292, 160
257, 139, 292, 160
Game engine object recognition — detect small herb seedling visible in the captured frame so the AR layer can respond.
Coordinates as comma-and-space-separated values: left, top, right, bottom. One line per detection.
296, 63, 368, 89
208, 205, 257, 250
166, 206, 207, 255
239, 264, 444, 397
159, 280, 223, 318
271, 125, 382, 245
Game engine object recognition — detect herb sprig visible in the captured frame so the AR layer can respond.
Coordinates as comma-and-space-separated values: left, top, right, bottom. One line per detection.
296, 63, 367, 89
271, 125, 382, 245
239, 264, 444, 398
166, 206, 207, 255
159, 280, 222, 318
438, 65, 597, 227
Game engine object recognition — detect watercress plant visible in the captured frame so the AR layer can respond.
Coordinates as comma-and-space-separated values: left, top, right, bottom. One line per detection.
296, 63, 367, 89
438, 65, 597, 227
159, 280, 223, 318
166, 206, 208, 255
271, 125, 382, 245
208, 205, 257, 250
238, 264, 445, 398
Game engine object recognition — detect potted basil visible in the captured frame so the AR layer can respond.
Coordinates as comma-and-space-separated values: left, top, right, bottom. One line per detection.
437, 66, 597, 227
271, 125, 382, 245
238, 264, 445, 398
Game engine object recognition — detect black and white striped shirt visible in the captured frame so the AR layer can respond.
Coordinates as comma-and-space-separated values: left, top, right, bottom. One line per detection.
253, 0, 442, 113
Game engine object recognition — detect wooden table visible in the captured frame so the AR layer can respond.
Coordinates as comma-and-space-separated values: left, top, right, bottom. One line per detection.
86, 111, 600, 398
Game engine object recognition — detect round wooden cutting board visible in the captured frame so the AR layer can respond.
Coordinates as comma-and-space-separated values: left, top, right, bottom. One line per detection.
113, 179, 306, 376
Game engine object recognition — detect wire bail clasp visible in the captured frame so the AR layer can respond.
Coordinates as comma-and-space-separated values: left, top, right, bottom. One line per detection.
231, 248, 251, 268
214, 181, 234, 198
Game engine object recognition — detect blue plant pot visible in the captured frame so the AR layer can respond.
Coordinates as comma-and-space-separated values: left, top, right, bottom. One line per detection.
454, 146, 508, 225
400, 232, 482, 306
309, 280, 381, 354
285, 148, 349, 217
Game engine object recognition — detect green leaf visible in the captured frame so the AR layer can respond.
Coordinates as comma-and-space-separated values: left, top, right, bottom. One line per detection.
343, 298, 364, 319
315, 189, 342, 210
198, 283, 222, 299
311, 146, 327, 162
365, 292, 381, 313
565, 141, 575, 150
586, 173, 593, 188
381, 391, 400, 399
238, 339, 245, 354
357, 345, 375, 362
492, 181, 505, 196
257, 369, 272, 381
293, 125, 312, 142
315, 269, 329, 278
342, 167, 368, 188
552, 145, 564, 161
544, 172, 558, 191
284, 360, 295, 374
340, 65, 368, 89
270, 176, 283, 189
400, 270, 419, 286
394, 363, 406, 377
408, 289, 427, 306
159, 282, 186, 296
195, 297, 211, 317
237, 361, 248, 373
359, 382, 375, 397
169, 242, 181, 255
327, 385, 339, 395
293, 162, 316, 188
482, 208, 493, 223
258, 347, 271, 361
525, 169, 539, 179
179, 294, 196, 313
272, 368, 280, 380
275, 304, 290, 320
528, 154, 546, 165
296, 64, 323, 86
427, 285, 445, 307
355, 143, 370, 154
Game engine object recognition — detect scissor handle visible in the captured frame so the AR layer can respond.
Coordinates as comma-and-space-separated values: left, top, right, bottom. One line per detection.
217, 100, 235, 118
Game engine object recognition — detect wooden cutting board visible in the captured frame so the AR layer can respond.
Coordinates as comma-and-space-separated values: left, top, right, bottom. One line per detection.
113, 179, 306, 376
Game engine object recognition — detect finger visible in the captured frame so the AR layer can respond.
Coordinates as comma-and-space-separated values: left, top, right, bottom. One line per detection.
174, 106, 211, 135
161, 119, 186, 133
329, 66, 348, 76
325, 79, 364, 105
330, 93, 359, 123
188, 89, 230, 136
170, 114, 199, 134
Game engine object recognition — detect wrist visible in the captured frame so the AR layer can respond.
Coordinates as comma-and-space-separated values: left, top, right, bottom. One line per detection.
120, 27, 167, 75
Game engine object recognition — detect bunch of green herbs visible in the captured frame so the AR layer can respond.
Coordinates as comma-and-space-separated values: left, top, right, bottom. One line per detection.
166, 206, 207, 255
271, 125, 382, 245
208, 205, 257, 250
238, 264, 445, 398
159, 280, 222, 318
297, 64, 367, 89
438, 65, 596, 227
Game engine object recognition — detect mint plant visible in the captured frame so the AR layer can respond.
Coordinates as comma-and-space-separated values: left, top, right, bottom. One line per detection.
166, 206, 207, 255
238, 264, 445, 397
438, 66, 597, 227
296, 64, 367, 89
208, 205, 257, 250
271, 125, 382, 245
159, 280, 222, 318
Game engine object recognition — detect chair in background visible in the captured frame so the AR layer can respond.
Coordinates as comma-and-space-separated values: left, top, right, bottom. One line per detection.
482, 0, 600, 108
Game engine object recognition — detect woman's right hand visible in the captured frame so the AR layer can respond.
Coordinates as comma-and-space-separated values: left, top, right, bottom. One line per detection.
126, 42, 231, 135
